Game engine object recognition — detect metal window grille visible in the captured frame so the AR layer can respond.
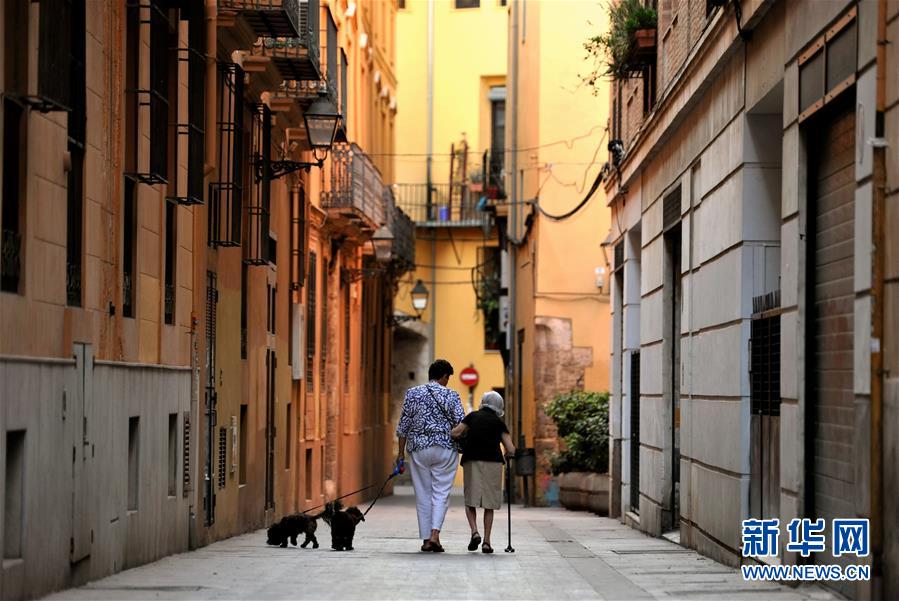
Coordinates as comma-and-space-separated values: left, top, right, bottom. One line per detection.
210, 62, 245, 246
124, 1, 171, 185
217, 427, 227, 488
306, 252, 317, 390
182, 412, 191, 497
204, 270, 218, 525
750, 291, 782, 417
245, 104, 272, 264
167, 12, 206, 207
629, 351, 641, 513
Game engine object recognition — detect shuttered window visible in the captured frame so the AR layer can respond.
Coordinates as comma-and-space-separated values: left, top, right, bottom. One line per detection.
306, 252, 317, 391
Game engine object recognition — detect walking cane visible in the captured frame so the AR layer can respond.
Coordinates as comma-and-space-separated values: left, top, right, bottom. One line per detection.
504, 456, 515, 553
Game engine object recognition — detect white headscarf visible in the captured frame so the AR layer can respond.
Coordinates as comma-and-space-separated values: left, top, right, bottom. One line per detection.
480, 391, 505, 417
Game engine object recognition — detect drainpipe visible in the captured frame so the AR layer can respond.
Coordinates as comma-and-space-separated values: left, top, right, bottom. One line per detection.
870, 0, 887, 586
427, 0, 436, 363
509, 0, 521, 448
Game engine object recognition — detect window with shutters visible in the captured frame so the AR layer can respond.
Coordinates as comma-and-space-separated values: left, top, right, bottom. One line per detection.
343, 277, 351, 391
320, 266, 328, 387
210, 62, 245, 247
306, 252, 317, 391
290, 186, 306, 290
217, 427, 227, 489
326, 13, 338, 98
182, 412, 191, 497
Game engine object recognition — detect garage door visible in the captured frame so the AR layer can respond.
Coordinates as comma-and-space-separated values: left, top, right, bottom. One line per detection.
809, 99, 856, 526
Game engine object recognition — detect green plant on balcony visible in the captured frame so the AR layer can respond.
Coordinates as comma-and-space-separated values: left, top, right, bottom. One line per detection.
582, 0, 657, 88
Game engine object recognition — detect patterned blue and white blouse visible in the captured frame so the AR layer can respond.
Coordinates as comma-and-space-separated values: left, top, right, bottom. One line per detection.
396, 382, 466, 452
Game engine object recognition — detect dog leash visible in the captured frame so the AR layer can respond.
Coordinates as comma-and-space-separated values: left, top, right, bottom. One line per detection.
362, 458, 405, 517
299, 459, 406, 516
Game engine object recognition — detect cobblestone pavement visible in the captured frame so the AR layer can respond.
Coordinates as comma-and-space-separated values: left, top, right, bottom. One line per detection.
44, 487, 840, 600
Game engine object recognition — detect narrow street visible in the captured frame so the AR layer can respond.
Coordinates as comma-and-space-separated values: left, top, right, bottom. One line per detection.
44, 488, 837, 601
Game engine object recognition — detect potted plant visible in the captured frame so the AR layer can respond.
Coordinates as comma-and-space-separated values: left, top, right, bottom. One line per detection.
582, 0, 658, 87
546, 390, 610, 515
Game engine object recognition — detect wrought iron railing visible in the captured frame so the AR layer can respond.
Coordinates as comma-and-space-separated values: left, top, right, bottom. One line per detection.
219, 0, 301, 38
392, 183, 488, 227
1, 229, 22, 293
321, 143, 386, 230
253, 0, 320, 80
390, 205, 415, 272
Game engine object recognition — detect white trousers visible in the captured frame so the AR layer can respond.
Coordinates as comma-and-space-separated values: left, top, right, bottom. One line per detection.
409, 445, 458, 539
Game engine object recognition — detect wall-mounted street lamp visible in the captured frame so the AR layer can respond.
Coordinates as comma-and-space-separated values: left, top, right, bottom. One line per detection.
372, 225, 394, 263
269, 96, 342, 180
390, 279, 429, 326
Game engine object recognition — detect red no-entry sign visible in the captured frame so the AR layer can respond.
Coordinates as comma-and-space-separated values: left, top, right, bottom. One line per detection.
459, 366, 479, 388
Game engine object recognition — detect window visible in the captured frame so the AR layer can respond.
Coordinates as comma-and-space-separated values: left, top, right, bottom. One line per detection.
750, 314, 781, 417
320, 267, 328, 387
455, 0, 479, 8
343, 279, 351, 391
210, 62, 244, 245
306, 252, 317, 391
239, 404, 248, 485
4, 430, 25, 559
1, 98, 26, 294
122, 178, 137, 318
66, 0, 86, 306
285, 403, 292, 470
164, 200, 177, 324
477, 247, 503, 350
182, 412, 191, 496
798, 8, 857, 122
326, 14, 338, 97
241, 263, 248, 359
128, 417, 140, 511
290, 186, 306, 291
217, 427, 227, 489
168, 413, 178, 496
340, 50, 349, 132
488, 88, 505, 191
37, 0, 72, 111
305, 448, 313, 501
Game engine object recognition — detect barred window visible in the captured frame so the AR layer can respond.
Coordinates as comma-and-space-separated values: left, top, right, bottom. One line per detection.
217, 427, 227, 489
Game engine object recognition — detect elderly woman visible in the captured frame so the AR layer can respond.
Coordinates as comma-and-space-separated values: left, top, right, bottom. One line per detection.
450, 391, 516, 554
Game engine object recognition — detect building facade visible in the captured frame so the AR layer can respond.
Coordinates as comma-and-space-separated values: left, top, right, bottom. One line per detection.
503, 0, 612, 503
0, 1, 409, 600
393, 0, 507, 473
605, 0, 896, 597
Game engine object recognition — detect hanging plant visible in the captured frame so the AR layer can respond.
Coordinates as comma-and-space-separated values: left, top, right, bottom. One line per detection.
582, 0, 658, 89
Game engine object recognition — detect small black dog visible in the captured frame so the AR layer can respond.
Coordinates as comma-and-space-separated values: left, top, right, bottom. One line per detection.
322, 501, 365, 551
266, 511, 322, 549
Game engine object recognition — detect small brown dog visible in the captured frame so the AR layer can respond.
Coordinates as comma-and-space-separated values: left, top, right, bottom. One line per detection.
266, 512, 322, 548
322, 501, 365, 551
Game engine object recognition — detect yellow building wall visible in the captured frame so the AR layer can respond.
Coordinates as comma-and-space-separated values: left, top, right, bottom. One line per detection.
395, 0, 507, 186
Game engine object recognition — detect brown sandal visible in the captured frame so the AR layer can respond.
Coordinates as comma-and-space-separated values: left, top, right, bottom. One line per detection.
422, 541, 445, 553
481, 542, 494, 554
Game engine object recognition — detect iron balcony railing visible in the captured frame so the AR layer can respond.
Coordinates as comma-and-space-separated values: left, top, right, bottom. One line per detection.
390, 205, 415, 272
321, 142, 386, 231
252, 0, 320, 81
219, 0, 301, 38
392, 183, 488, 227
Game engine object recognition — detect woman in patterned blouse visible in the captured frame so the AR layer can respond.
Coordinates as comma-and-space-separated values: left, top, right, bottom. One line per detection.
396, 359, 465, 552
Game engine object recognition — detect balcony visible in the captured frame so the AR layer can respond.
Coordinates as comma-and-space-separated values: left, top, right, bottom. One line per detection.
218, 0, 301, 39
392, 183, 489, 228
383, 190, 415, 273
321, 143, 386, 236
251, 0, 320, 82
